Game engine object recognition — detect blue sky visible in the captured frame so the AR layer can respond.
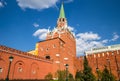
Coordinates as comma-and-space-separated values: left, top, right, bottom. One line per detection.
0, 0, 120, 56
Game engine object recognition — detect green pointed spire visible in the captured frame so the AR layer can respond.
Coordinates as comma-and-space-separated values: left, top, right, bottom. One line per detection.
59, 3, 65, 18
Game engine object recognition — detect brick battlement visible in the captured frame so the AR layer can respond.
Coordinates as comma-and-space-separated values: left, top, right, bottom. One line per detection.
0, 45, 53, 63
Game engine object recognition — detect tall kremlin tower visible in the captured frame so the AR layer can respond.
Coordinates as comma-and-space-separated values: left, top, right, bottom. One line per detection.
34, 3, 76, 77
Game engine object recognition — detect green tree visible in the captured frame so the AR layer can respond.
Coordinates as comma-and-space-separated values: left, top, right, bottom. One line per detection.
96, 70, 102, 81
69, 73, 74, 81
57, 70, 66, 81
75, 71, 84, 81
101, 66, 116, 81
45, 72, 53, 80
83, 56, 96, 81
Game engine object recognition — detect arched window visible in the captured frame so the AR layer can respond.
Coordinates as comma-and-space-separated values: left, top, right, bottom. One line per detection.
59, 18, 61, 22
63, 18, 65, 22
102, 53, 104, 57
30, 63, 39, 79
112, 51, 114, 55
117, 50, 119, 54
45, 55, 50, 59
18, 67, 22, 72
94, 54, 96, 58
13, 61, 25, 79
0, 68, 3, 73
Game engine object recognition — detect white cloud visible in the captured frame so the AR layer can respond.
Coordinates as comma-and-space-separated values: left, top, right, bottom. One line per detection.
0, 0, 7, 8
16, 0, 59, 10
75, 31, 120, 56
111, 33, 119, 41
76, 32, 106, 56
0, 2, 3, 7
68, 26, 74, 32
33, 28, 48, 40
102, 39, 108, 43
76, 32, 101, 41
33, 23, 39, 28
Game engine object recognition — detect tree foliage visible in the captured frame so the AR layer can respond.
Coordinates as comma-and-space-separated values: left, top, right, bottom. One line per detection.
45, 72, 53, 80
83, 56, 96, 81
56, 70, 66, 81
75, 56, 96, 81
69, 73, 75, 81
75, 71, 84, 81
101, 66, 116, 81
55, 70, 74, 81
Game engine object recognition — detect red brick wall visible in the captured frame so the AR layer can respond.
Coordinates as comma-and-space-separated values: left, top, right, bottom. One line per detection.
86, 50, 120, 79
0, 45, 53, 80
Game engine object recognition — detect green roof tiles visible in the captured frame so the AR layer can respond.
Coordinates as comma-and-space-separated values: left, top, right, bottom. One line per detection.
59, 3, 65, 18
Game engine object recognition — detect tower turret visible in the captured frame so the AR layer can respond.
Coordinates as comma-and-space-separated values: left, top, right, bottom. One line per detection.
57, 3, 67, 28
46, 3, 74, 39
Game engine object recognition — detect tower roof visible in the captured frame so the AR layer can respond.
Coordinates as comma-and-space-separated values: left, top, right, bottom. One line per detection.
59, 3, 65, 18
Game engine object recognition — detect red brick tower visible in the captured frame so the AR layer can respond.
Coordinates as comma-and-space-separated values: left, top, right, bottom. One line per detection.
37, 3, 76, 78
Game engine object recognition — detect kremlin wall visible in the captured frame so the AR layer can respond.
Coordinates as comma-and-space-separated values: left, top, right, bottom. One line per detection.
0, 3, 120, 80
0, 45, 53, 79
85, 44, 120, 79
